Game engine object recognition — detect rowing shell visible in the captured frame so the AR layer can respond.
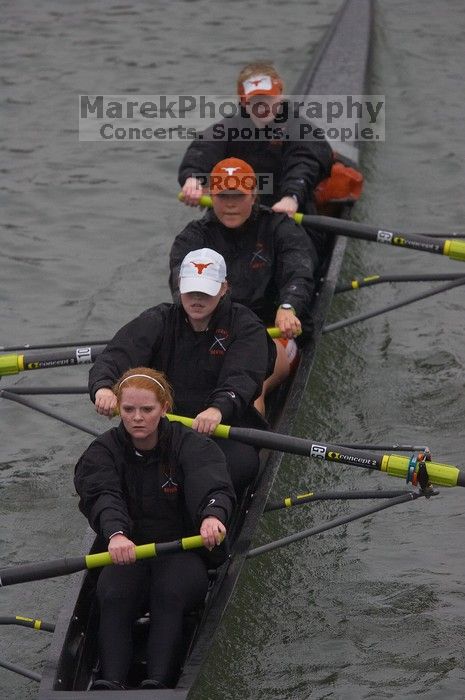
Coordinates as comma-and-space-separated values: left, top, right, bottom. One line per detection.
37, 1, 373, 696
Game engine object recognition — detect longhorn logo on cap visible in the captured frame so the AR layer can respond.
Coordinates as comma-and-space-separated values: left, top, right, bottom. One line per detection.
221, 166, 241, 176
191, 261, 213, 275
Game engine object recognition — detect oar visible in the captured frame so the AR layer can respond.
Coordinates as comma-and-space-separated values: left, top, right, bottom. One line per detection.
2, 392, 460, 488
0, 346, 105, 377
0, 615, 55, 632
0, 340, 110, 353
1, 385, 88, 395
0, 327, 285, 356
1, 392, 460, 489
265, 488, 411, 512
336, 272, 465, 293
324, 275, 465, 333
0, 658, 41, 682
0, 535, 206, 587
179, 193, 465, 262
294, 214, 465, 262
166, 414, 465, 488
0, 390, 100, 437
248, 491, 429, 558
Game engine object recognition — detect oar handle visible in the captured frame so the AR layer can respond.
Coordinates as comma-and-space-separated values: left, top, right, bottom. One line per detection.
167, 413, 231, 439
178, 192, 214, 209
0, 535, 207, 587
84, 535, 205, 569
178, 192, 302, 224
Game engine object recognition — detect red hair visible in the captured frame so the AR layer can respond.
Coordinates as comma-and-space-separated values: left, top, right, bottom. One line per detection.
113, 367, 173, 411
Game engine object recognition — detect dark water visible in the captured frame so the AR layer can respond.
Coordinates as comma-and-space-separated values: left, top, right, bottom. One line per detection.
2, 0, 465, 698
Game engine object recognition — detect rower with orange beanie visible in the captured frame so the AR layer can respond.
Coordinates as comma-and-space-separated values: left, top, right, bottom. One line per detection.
178, 61, 333, 223
170, 157, 316, 412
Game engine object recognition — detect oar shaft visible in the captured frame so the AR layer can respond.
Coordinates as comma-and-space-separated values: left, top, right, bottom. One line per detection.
0, 658, 42, 682
0, 346, 105, 377
1, 329, 282, 361
295, 214, 465, 261
0, 390, 99, 437
265, 489, 411, 512
0, 556, 86, 586
336, 272, 465, 293
249, 493, 421, 558
180, 193, 465, 262
166, 415, 465, 488
0, 616, 55, 632
0, 536, 206, 587
324, 276, 465, 333
294, 214, 465, 260
0, 340, 110, 352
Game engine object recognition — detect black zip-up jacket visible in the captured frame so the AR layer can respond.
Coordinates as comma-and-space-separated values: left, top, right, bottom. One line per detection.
74, 419, 235, 545
178, 107, 333, 213
169, 208, 316, 335
89, 296, 275, 426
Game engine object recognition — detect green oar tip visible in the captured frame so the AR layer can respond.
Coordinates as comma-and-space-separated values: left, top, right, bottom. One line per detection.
444, 239, 465, 262
0, 354, 22, 377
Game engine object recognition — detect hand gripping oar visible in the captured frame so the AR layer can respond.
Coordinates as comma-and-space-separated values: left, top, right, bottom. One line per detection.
179, 193, 465, 262
0, 536, 206, 587
0, 328, 286, 358
166, 414, 465, 488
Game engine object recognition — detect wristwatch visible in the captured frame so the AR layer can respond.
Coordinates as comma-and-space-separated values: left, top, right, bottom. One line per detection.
279, 303, 295, 312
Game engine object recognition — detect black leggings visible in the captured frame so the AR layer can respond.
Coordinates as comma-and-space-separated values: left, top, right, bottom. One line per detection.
96, 551, 209, 687
214, 437, 259, 496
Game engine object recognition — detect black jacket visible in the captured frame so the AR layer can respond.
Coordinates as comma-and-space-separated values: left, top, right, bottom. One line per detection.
169, 208, 316, 334
178, 107, 333, 212
74, 419, 235, 545
89, 297, 275, 426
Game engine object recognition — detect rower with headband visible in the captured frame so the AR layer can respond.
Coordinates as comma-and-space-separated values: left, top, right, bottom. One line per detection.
118, 373, 166, 392
75, 365, 235, 691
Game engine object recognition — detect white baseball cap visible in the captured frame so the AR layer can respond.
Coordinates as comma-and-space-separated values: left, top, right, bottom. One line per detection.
179, 248, 227, 296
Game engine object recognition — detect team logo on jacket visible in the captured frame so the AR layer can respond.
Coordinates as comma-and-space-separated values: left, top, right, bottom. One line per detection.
209, 328, 229, 355
250, 243, 269, 269
162, 472, 179, 495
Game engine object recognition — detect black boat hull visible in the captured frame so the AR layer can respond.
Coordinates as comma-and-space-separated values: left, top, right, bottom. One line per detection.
38, 1, 373, 696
